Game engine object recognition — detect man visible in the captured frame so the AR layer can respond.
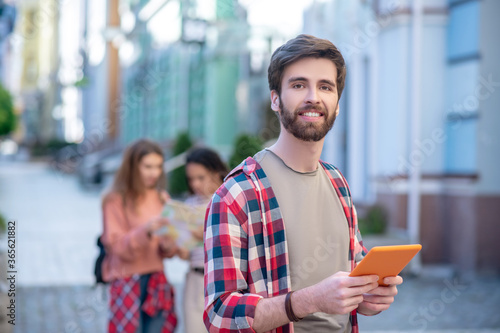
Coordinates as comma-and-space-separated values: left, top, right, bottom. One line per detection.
203, 34, 402, 333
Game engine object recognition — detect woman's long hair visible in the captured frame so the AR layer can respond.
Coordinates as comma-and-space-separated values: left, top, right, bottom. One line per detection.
185, 147, 228, 194
111, 139, 166, 208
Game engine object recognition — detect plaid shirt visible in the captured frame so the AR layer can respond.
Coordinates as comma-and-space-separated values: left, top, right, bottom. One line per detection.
204, 156, 367, 333
109, 272, 177, 333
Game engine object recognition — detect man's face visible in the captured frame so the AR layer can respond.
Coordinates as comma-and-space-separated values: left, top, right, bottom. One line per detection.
271, 57, 340, 142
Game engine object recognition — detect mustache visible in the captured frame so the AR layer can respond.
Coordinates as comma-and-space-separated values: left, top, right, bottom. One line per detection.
296, 105, 326, 115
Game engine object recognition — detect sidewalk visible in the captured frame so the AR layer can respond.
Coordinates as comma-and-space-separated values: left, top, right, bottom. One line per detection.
358, 235, 500, 332
12, 282, 186, 333
357, 272, 500, 332
7, 272, 500, 333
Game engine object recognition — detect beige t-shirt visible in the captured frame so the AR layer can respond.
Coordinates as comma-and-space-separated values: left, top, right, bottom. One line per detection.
255, 149, 351, 333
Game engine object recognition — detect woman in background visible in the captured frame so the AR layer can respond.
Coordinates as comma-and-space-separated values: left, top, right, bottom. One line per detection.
101, 139, 178, 333
178, 147, 228, 332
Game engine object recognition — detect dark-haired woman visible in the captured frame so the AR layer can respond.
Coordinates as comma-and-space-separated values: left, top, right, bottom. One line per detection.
178, 147, 228, 332
101, 139, 178, 333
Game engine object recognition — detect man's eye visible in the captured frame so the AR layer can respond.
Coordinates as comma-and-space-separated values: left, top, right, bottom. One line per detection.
320, 86, 331, 91
292, 84, 304, 89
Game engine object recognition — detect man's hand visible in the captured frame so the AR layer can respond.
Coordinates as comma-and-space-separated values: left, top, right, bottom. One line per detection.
357, 276, 403, 316
295, 272, 379, 317
253, 272, 379, 332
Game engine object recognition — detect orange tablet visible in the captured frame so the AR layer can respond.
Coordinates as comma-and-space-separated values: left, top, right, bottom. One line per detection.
349, 244, 422, 285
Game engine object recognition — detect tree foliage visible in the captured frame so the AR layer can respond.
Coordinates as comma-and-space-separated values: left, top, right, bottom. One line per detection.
168, 132, 193, 196
0, 83, 16, 136
358, 205, 388, 235
229, 133, 263, 169
0, 211, 6, 234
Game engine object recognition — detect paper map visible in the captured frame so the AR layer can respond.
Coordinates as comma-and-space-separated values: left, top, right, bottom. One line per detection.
155, 199, 207, 250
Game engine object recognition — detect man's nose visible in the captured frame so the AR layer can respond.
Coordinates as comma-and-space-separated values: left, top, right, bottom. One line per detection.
305, 88, 320, 104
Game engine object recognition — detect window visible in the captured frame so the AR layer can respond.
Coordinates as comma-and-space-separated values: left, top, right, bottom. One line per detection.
447, 0, 480, 62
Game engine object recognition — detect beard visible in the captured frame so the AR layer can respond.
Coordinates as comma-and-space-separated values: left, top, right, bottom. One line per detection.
279, 101, 337, 142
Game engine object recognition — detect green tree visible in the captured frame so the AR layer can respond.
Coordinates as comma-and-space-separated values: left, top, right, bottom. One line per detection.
169, 132, 193, 196
0, 211, 6, 234
0, 83, 16, 136
358, 205, 388, 235
229, 133, 263, 169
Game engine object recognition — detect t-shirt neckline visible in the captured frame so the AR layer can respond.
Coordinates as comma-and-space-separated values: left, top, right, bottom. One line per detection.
264, 148, 319, 176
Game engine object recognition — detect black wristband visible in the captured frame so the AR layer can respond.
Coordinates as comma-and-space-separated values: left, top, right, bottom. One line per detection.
285, 291, 303, 322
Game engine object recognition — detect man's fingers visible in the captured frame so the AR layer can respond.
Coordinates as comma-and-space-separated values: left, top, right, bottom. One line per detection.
342, 304, 361, 315
383, 276, 403, 286
346, 274, 379, 287
346, 282, 379, 298
335, 281, 379, 300
360, 299, 391, 313
368, 284, 399, 297
347, 274, 402, 287
344, 294, 364, 306
363, 293, 395, 304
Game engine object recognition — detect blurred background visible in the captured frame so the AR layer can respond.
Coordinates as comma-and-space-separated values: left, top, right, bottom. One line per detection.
0, 0, 499, 332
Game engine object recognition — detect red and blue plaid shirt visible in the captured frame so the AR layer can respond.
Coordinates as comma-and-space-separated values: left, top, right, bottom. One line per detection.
203, 157, 367, 333
108, 272, 177, 333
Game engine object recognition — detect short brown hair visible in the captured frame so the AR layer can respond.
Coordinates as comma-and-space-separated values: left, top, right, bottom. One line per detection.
268, 34, 346, 99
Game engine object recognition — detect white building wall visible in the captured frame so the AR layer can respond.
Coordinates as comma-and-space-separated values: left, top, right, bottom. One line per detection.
477, 0, 500, 195
376, 21, 411, 177
414, 18, 447, 175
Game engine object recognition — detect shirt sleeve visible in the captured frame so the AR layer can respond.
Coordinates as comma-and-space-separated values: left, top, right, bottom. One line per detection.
352, 204, 368, 263
203, 184, 263, 333
101, 194, 152, 262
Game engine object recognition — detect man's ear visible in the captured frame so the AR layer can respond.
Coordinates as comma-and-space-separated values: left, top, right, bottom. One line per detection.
335, 102, 340, 118
270, 90, 280, 112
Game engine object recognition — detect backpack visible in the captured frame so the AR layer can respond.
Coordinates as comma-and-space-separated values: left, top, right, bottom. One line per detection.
94, 235, 107, 284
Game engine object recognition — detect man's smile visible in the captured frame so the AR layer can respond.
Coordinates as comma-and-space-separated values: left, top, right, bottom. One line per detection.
297, 108, 325, 122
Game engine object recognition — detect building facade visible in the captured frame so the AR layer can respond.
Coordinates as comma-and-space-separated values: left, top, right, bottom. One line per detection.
115, 0, 251, 157
11, 0, 60, 145
304, 0, 500, 276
